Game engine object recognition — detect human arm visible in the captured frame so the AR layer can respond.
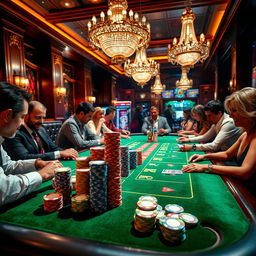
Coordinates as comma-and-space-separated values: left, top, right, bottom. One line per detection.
141, 118, 149, 134
182, 134, 256, 180
158, 117, 171, 135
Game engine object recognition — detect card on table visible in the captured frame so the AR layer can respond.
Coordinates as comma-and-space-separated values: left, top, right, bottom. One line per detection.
162, 169, 183, 175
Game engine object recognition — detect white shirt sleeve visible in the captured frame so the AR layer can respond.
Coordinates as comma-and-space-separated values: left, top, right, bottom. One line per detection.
0, 145, 42, 205
189, 125, 216, 143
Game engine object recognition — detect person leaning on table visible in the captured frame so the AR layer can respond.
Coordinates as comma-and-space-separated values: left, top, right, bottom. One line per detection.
178, 100, 242, 152
182, 87, 256, 197
0, 82, 62, 205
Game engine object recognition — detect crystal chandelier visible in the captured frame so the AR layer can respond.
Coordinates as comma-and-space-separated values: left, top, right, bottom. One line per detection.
168, 7, 210, 66
87, 0, 150, 64
151, 73, 166, 95
124, 47, 159, 87
176, 66, 193, 91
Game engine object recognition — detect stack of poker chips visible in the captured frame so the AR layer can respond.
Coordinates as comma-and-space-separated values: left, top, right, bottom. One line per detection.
43, 192, 63, 212
158, 217, 186, 243
54, 167, 72, 203
71, 175, 76, 191
104, 132, 122, 209
90, 146, 105, 161
129, 150, 138, 170
89, 160, 108, 214
134, 196, 158, 233
76, 156, 90, 169
120, 146, 130, 177
179, 213, 198, 228
136, 149, 143, 165
71, 194, 90, 213
76, 169, 90, 195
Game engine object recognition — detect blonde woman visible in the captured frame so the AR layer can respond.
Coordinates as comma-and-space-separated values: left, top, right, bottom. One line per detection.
182, 87, 256, 196
87, 107, 112, 137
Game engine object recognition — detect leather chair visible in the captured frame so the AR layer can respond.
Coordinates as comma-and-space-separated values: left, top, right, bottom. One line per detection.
42, 121, 62, 144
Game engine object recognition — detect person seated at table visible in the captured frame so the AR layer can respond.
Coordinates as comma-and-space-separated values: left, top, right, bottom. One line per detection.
87, 106, 113, 137
179, 108, 196, 132
57, 102, 104, 150
178, 100, 242, 152
0, 82, 62, 205
3, 101, 78, 161
178, 104, 211, 137
142, 106, 171, 135
182, 87, 256, 197
130, 105, 144, 133
104, 106, 131, 139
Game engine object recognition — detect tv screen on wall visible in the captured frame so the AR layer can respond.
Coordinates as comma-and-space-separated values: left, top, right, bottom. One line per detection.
162, 90, 174, 98
186, 89, 199, 98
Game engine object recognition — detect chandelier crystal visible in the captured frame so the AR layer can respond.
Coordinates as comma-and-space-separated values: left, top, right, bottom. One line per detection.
151, 73, 166, 95
124, 47, 159, 87
168, 7, 210, 66
87, 0, 150, 64
176, 66, 193, 91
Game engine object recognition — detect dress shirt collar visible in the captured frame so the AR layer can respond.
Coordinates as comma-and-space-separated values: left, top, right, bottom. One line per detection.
0, 136, 4, 144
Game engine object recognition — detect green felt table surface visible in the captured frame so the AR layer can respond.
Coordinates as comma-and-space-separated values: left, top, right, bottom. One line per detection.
0, 135, 249, 254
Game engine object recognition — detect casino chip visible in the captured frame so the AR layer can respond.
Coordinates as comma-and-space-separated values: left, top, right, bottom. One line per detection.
179, 212, 198, 227
165, 204, 184, 214
137, 200, 157, 211
139, 195, 158, 203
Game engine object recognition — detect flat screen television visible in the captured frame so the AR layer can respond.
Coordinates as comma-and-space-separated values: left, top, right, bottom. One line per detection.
186, 89, 199, 98
162, 90, 174, 98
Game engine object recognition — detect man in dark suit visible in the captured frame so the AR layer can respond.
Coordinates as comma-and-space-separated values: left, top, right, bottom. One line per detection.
142, 106, 172, 135
3, 101, 78, 161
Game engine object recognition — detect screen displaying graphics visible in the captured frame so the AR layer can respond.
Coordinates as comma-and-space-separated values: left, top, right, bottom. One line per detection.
174, 89, 185, 98
186, 89, 199, 98
162, 90, 174, 98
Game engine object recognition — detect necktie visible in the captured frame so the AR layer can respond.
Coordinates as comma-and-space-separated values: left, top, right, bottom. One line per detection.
32, 131, 45, 154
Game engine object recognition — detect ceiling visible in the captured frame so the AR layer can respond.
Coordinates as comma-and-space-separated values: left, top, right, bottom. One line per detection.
6, 0, 230, 73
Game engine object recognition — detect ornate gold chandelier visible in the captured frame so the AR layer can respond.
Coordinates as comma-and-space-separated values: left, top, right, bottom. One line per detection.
151, 73, 166, 95
168, 7, 210, 67
124, 47, 159, 87
87, 0, 150, 64
176, 66, 193, 91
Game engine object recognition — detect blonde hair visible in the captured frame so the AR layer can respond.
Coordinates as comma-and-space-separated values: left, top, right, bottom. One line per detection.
92, 106, 104, 122
224, 87, 256, 128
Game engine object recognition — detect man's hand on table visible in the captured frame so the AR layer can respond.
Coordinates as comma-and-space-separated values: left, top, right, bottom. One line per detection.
60, 148, 78, 160
38, 160, 63, 181
179, 144, 193, 151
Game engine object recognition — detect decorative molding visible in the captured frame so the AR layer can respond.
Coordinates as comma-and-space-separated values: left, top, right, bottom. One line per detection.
9, 33, 21, 49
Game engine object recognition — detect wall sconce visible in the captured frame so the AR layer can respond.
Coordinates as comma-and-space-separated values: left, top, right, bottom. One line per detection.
56, 86, 66, 103
87, 96, 96, 103
14, 76, 29, 88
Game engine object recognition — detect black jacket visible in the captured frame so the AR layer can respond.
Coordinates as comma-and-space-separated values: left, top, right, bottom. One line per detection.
3, 125, 63, 160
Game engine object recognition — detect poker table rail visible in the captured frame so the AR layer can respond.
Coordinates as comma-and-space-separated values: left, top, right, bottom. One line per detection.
0, 188, 255, 256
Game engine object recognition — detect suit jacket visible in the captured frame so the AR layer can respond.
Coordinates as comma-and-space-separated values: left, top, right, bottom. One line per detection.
57, 115, 101, 150
3, 125, 62, 161
142, 116, 172, 135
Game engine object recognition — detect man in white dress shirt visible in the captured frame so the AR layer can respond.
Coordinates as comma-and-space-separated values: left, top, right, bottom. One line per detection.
0, 82, 62, 205
178, 100, 242, 152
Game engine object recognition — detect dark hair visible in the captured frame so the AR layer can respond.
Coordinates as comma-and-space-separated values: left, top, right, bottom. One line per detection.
204, 100, 224, 114
183, 108, 191, 115
106, 106, 116, 116
75, 102, 95, 115
0, 81, 31, 117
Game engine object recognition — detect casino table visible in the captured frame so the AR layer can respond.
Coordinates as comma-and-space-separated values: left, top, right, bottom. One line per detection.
0, 135, 256, 256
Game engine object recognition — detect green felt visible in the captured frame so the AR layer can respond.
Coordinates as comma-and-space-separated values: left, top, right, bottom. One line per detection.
0, 136, 249, 254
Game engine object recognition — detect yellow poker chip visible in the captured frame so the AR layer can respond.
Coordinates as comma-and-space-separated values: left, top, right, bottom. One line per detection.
137, 200, 157, 211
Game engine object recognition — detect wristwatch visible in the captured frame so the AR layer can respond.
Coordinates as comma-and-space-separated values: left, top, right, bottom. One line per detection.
208, 163, 213, 172
192, 144, 197, 151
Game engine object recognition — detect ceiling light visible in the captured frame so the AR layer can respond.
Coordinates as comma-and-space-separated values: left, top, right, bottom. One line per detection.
87, 0, 150, 64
